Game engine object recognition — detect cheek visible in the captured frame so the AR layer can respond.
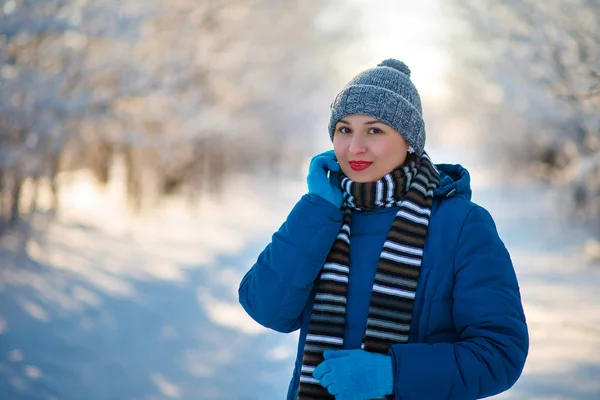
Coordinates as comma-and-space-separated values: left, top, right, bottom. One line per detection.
375, 142, 396, 158
332, 140, 345, 160
376, 143, 407, 166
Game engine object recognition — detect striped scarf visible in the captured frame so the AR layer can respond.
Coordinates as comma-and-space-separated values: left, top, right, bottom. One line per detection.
297, 152, 440, 399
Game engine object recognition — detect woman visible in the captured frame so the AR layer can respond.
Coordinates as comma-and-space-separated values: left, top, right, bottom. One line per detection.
238, 59, 529, 400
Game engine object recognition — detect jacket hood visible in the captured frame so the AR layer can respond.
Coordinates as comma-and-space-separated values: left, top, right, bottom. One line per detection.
433, 163, 472, 201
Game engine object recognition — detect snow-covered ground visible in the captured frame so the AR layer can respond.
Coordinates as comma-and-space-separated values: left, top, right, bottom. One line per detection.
0, 149, 599, 399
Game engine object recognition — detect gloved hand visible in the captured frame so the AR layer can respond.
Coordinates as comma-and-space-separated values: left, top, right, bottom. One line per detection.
307, 150, 343, 208
313, 349, 394, 400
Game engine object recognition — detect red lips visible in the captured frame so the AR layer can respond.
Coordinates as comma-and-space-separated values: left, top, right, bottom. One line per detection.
349, 161, 373, 171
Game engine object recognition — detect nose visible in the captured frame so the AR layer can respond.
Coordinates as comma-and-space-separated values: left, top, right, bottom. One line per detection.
348, 134, 367, 155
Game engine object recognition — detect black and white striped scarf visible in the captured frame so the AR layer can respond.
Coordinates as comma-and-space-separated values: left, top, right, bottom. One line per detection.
297, 152, 440, 399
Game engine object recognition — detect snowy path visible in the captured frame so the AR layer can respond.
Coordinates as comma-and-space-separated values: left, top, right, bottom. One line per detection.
0, 157, 599, 399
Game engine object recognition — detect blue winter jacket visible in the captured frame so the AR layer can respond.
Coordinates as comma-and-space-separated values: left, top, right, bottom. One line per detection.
238, 164, 529, 400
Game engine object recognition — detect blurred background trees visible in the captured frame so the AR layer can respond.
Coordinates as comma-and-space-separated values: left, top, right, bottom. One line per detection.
0, 0, 354, 234
449, 0, 600, 228
3, 0, 600, 235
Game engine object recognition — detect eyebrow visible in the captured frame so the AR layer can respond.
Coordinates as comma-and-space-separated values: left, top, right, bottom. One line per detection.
338, 119, 385, 125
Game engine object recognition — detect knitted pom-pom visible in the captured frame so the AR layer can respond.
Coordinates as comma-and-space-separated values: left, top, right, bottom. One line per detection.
378, 59, 411, 77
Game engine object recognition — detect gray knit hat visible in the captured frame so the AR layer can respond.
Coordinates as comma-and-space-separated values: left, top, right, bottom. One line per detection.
328, 59, 425, 155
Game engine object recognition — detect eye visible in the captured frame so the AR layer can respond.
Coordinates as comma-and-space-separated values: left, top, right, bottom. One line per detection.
368, 127, 384, 134
337, 126, 351, 134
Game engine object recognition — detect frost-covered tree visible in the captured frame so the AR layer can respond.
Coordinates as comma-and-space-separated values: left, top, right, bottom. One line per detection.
0, 0, 352, 233
449, 0, 600, 228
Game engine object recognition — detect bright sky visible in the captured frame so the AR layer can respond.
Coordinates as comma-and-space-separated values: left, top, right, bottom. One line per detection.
340, 0, 454, 104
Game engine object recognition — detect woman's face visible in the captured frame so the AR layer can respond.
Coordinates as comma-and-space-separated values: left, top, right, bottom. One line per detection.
333, 114, 409, 183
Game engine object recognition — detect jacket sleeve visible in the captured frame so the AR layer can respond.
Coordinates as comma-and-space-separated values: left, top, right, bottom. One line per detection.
388, 205, 529, 400
238, 194, 343, 333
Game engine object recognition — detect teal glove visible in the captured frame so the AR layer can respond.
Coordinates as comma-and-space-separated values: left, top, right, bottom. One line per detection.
313, 349, 394, 400
307, 150, 342, 208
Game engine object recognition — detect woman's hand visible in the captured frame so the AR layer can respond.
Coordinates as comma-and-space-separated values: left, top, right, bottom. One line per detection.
313, 349, 394, 400
307, 150, 343, 208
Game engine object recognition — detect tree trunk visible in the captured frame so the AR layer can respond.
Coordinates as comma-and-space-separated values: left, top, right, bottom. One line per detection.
49, 154, 60, 213
0, 170, 5, 230
9, 176, 23, 227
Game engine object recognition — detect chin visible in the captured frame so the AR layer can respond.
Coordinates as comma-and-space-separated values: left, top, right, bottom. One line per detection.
347, 172, 378, 183
341, 167, 381, 183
